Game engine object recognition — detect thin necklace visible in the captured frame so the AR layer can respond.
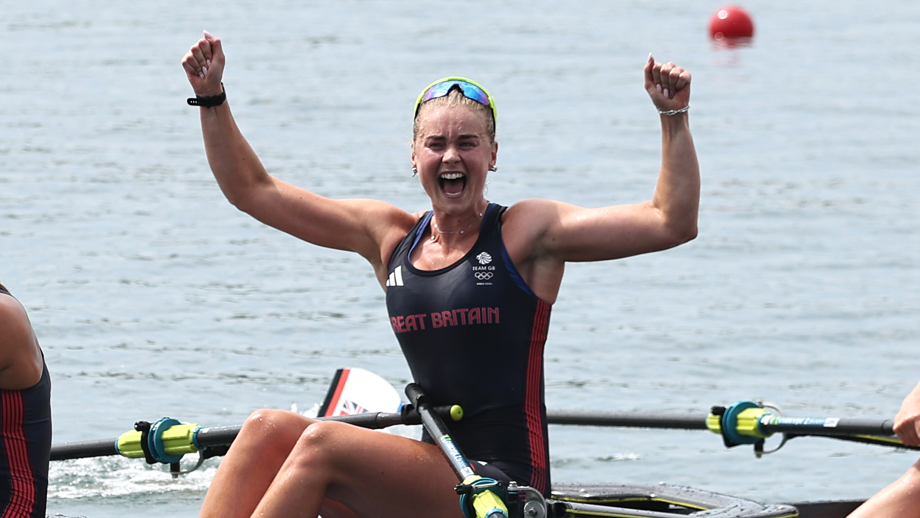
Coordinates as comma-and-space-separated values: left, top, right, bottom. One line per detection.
431, 211, 484, 239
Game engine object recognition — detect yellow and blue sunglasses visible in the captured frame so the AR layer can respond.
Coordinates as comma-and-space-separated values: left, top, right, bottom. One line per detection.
413, 77, 497, 127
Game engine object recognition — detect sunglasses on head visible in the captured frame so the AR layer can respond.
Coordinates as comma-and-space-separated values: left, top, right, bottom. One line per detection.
413, 77, 497, 127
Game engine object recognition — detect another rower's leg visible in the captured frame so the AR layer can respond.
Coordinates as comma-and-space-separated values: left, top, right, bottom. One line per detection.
848, 457, 920, 518
199, 409, 314, 518
250, 420, 463, 518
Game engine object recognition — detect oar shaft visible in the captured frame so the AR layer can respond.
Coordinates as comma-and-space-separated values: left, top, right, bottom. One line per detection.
51, 405, 904, 463
318, 408, 426, 429
547, 409, 896, 438
50, 440, 118, 461
405, 383, 508, 518
548, 411, 708, 430
405, 383, 475, 481
194, 425, 242, 449
192, 409, 433, 449
51, 406, 451, 462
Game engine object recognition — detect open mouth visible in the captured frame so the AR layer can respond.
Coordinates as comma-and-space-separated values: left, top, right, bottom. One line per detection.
439, 172, 466, 197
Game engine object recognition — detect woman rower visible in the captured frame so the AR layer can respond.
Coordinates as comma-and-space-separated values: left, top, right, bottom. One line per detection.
848, 381, 920, 517
0, 281, 52, 518
182, 30, 698, 518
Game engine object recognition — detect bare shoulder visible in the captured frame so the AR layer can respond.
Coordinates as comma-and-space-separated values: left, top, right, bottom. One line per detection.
505, 198, 563, 214
500, 198, 569, 262
0, 294, 29, 330
0, 296, 36, 350
502, 198, 579, 249
499, 199, 569, 303
346, 199, 419, 248
279, 196, 417, 260
346, 201, 423, 283
503, 198, 566, 232
0, 295, 42, 388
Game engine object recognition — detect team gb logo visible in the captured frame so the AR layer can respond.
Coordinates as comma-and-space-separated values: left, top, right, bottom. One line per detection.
476, 252, 492, 265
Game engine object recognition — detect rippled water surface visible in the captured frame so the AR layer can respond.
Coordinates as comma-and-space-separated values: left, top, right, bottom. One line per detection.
2, 1, 919, 516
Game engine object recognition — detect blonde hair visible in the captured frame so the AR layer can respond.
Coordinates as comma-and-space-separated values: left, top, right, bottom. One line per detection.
413, 88, 495, 143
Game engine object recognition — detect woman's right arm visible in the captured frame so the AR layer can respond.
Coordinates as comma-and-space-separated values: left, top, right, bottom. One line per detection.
181, 32, 414, 274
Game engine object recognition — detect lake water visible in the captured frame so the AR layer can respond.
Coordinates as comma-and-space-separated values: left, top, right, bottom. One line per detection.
1, 1, 918, 516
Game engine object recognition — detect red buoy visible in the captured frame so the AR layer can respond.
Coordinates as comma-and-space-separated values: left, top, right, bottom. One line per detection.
708, 5, 754, 40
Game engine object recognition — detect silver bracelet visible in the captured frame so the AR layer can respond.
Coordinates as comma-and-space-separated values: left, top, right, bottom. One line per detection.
658, 105, 690, 116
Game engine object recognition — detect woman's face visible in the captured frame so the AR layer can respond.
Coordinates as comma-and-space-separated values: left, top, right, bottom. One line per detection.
411, 104, 497, 215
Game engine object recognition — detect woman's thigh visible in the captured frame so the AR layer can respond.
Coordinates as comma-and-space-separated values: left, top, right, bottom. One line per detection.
291, 421, 466, 518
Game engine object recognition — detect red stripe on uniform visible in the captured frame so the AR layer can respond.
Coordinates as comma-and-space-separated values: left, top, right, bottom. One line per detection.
1, 390, 34, 518
524, 300, 550, 494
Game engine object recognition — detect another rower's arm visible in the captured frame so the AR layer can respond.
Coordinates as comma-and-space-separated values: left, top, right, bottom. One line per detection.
846, 383, 920, 518
894, 381, 920, 447
182, 32, 414, 269
846, 458, 920, 518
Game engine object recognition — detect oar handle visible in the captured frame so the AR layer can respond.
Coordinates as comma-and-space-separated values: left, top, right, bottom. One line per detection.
759, 416, 894, 436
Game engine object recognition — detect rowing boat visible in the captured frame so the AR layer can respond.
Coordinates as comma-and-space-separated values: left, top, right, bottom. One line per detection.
549, 483, 861, 518
49, 368, 879, 518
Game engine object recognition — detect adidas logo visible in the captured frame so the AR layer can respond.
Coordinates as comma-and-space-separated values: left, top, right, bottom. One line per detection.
386, 266, 404, 287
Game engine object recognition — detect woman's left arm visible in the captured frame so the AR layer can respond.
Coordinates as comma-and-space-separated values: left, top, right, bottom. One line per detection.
508, 55, 699, 268
646, 53, 699, 252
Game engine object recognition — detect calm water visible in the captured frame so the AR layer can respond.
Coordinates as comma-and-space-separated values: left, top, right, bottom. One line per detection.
1, 1, 919, 516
